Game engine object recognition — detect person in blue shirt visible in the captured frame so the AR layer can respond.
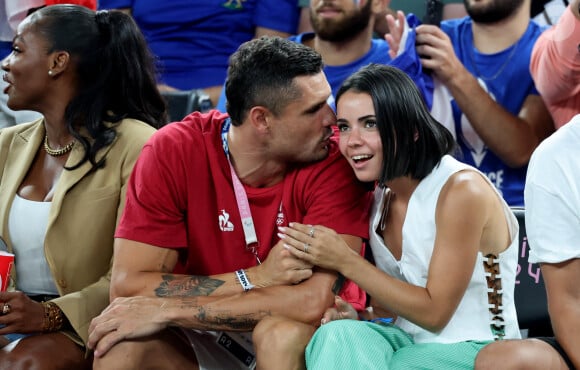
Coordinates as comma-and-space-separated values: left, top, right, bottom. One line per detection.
388, 0, 554, 206
98, 0, 300, 107
217, 0, 392, 112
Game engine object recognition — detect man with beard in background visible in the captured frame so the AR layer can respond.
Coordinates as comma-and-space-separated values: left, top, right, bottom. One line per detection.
217, 0, 391, 112
409, 0, 554, 207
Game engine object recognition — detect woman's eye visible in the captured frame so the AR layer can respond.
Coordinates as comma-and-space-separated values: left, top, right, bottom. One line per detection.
336, 123, 349, 132
365, 120, 377, 128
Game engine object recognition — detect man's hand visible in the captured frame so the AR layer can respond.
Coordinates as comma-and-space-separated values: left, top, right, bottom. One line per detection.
415, 24, 467, 84
252, 240, 314, 287
88, 296, 170, 358
384, 10, 406, 59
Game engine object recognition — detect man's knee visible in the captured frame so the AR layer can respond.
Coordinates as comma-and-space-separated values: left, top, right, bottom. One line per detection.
253, 317, 316, 354
93, 329, 198, 370
93, 339, 147, 370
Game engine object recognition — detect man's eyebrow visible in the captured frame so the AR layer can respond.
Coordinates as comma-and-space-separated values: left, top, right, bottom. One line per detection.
303, 100, 327, 114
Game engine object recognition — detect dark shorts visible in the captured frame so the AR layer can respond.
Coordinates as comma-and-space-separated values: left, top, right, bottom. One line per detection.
537, 337, 575, 370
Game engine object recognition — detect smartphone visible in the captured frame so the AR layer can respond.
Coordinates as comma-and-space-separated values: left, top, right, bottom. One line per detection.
423, 0, 443, 26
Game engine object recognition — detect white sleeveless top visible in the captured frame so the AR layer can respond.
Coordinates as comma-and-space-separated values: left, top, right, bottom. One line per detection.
8, 195, 59, 295
369, 155, 521, 343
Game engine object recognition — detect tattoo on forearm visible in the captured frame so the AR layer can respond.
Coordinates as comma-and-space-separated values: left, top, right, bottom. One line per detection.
193, 306, 272, 331
155, 274, 225, 297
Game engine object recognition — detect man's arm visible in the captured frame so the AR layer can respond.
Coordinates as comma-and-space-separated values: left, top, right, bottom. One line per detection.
109, 239, 317, 301
89, 235, 360, 356
254, 27, 293, 38
106, 234, 362, 327
530, 2, 580, 108
416, 25, 554, 167
541, 259, 580, 369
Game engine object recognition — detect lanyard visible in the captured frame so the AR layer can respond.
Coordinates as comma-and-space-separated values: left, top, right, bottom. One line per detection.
221, 119, 261, 265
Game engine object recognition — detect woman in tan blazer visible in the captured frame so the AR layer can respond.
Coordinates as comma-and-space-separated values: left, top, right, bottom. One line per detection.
0, 4, 165, 369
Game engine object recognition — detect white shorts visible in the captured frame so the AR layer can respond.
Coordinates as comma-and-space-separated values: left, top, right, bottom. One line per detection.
180, 330, 256, 370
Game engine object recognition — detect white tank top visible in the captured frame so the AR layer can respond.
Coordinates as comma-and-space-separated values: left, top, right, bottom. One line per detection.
8, 195, 59, 295
369, 155, 521, 343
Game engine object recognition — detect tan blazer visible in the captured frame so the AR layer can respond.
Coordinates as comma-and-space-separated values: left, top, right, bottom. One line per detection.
0, 118, 155, 345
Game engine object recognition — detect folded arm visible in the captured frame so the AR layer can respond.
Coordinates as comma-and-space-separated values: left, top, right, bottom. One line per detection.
541, 259, 580, 369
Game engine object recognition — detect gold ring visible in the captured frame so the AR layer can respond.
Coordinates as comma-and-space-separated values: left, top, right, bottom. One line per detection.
1, 303, 10, 315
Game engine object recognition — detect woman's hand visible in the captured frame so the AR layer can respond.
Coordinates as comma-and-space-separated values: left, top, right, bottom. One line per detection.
278, 223, 359, 273
0, 291, 45, 334
320, 296, 358, 325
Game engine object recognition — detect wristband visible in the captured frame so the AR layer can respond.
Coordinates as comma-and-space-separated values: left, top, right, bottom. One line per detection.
235, 269, 255, 292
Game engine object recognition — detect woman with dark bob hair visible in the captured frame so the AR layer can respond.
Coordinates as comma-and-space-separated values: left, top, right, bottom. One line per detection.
278, 64, 521, 369
0, 4, 164, 368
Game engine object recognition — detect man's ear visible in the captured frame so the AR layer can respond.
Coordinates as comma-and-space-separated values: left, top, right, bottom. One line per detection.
247, 106, 272, 134
47, 50, 70, 77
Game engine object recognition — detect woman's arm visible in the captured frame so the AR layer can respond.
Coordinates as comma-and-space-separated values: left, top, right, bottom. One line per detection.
284, 171, 497, 332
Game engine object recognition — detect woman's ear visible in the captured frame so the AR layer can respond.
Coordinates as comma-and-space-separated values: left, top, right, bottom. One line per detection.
47, 50, 70, 77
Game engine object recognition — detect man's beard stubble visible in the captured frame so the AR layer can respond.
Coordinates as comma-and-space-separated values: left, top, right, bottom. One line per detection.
310, 0, 372, 42
464, 0, 526, 23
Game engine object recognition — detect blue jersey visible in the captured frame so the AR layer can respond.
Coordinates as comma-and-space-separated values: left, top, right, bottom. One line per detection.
291, 34, 393, 105
216, 34, 392, 112
98, 0, 299, 90
441, 17, 544, 206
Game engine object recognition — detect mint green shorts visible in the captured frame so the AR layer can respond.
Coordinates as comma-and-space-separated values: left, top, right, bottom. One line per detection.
305, 320, 491, 370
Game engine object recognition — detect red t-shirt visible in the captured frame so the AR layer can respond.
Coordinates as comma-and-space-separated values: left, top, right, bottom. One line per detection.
116, 110, 370, 308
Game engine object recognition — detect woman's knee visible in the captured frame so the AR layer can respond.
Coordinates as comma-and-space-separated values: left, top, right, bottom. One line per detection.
0, 334, 90, 370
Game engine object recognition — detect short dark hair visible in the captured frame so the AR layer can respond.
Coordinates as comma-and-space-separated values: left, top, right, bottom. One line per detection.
336, 64, 456, 183
225, 36, 324, 126
31, 5, 166, 169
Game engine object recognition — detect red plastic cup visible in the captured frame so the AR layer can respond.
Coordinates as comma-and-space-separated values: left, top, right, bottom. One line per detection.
0, 252, 14, 292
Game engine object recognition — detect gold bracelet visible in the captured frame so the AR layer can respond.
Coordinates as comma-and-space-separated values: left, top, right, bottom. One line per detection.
41, 301, 64, 332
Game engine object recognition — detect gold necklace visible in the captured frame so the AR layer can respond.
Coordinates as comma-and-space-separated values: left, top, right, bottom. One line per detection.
468, 39, 520, 82
44, 135, 74, 157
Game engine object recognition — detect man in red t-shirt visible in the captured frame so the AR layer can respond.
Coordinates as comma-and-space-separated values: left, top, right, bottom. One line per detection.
88, 36, 370, 370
